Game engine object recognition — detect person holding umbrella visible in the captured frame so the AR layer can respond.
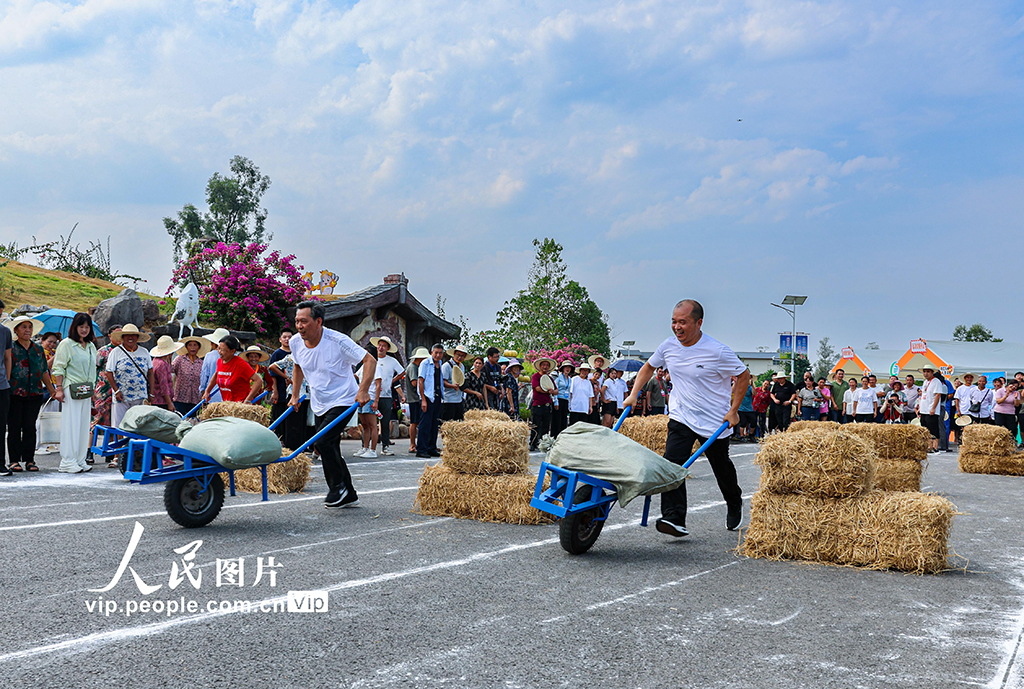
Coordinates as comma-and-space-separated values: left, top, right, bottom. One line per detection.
52, 313, 98, 473
5, 316, 56, 473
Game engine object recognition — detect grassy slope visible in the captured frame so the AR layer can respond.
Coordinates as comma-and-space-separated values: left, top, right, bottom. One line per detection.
0, 260, 163, 312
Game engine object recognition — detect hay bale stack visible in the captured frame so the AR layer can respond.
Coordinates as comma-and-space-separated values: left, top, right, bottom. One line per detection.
756, 427, 876, 497
740, 491, 955, 574
619, 415, 669, 455
414, 463, 554, 525
219, 449, 312, 495
788, 420, 840, 432
464, 409, 511, 423
439, 418, 529, 475
842, 424, 929, 492
201, 401, 271, 427
961, 425, 1017, 455
959, 425, 1024, 476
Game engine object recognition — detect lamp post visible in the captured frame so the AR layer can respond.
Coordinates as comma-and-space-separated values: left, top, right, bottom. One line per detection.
771, 295, 808, 382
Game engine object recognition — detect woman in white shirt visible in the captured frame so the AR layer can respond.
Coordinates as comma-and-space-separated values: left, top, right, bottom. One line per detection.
853, 377, 878, 423
568, 363, 594, 427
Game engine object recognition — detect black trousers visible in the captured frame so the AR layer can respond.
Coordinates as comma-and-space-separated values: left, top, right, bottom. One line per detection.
313, 405, 356, 496
7, 394, 43, 465
854, 414, 875, 423
284, 400, 314, 453
551, 399, 568, 438
0, 389, 9, 467
755, 411, 767, 437
995, 412, 1018, 439
441, 401, 464, 422
768, 404, 791, 432
379, 398, 394, 447
417, 397, 441, 454
530, 403, 552, 449
568, 411, 590, 426
271, 400, 289, 439
661, 419, 741, 525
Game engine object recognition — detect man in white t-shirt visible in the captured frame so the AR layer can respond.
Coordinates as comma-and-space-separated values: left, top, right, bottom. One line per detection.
916, 365, 944, 452
441, 345, 468, 422
291, 301, 376, 508
370, 336, 406, 457
624, 299, 749, 537
953, 372, 976, 434
568, 362, 594, 426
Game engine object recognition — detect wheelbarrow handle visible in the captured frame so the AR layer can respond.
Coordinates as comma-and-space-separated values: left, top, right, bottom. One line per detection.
612, 405, 632, 432
269, 394, 308, 431
683, 421, 732, 469
281, 402, 359, 461
252, 390, 269, 404
183, 401, 204, 419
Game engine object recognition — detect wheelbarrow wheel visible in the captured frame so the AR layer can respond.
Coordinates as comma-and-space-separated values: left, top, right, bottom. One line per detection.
164, 475, 225, 528
117, 449, 143, 476
559, 486, 606, 555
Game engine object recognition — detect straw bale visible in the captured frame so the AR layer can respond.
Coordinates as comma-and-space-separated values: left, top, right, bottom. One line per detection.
201, 401, 271, 427
439, 418, 529, 475
464, 409, 511, 423
755, 427, 876, 498
740, 490, 955, 574
619, 415, 669, 455
219, 449, 312, 494
843, 424, 929, 461
958, 451, 1024, 476
788, 420, 840, 432
874, 457, 924, 492
960, 425, 1017, 456
414, 463, 554, 525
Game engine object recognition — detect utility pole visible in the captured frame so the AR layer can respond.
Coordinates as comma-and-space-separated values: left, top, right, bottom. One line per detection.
771, 296, 808, 383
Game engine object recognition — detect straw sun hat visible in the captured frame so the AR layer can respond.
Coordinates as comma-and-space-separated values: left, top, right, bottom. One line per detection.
5, 316, 44, 337
150, 335, 184, 358
109, 323, 151, 344
370, 336, 398, 353
533, 356, 557, 370
244, 345, 270, 363
177, 335, 213, 358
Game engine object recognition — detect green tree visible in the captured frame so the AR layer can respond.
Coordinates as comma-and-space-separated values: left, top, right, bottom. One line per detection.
490, 238, 611, 354
164, 156, 272, 264
953, 323, 1002, 342
813, 336, 838, 380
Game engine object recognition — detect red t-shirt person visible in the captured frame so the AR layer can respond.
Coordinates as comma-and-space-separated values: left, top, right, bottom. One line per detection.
216, 355, 256, 402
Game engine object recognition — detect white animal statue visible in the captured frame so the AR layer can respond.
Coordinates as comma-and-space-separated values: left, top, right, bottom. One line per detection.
172, 283, 200, 338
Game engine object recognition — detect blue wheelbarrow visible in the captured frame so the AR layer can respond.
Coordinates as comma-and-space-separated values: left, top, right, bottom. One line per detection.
90, 390, 269, 476
91, 395, 357, 528
530, 408, 730, 554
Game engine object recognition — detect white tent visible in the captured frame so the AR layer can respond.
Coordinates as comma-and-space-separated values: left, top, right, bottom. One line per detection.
896, 339, 1024, 382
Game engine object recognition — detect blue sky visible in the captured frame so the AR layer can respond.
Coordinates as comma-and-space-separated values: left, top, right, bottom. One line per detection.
2, 0, 1023, 358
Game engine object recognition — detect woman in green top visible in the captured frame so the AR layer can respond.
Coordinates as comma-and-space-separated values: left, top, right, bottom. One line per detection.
5, 316, 56, 472
52, 313, 98, 473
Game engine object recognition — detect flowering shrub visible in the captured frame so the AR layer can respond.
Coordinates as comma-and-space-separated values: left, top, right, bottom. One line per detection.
525, 339, 601, 368
169, 243, 308, 337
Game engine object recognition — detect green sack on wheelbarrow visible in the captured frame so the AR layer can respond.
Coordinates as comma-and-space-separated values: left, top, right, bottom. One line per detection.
545, 424, 688, 508
118, 405, 184, 444
179, 417, 283, 471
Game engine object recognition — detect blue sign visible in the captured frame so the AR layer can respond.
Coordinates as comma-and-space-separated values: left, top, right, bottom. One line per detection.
779, 334, 792, 354
795, 335, 808, 357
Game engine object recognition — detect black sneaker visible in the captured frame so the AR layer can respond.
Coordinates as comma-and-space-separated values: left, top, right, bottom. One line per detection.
339, 491, 360, 508
727, 501, 743, 531
0, 466, 11, 477
655, 518, 689, 537
325, 487, 348, 508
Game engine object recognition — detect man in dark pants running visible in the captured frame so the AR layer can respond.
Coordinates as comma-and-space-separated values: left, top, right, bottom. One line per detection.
290, 301, 376, 509
624, 299, 749, 537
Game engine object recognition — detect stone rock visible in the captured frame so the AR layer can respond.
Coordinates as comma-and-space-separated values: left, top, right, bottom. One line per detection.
141, 299, 161, 322
12, 304, 50, 316
93, 289, 144, 334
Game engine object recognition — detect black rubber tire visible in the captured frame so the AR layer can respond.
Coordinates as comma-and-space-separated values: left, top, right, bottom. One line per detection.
117, 450, 143, 476
559, 486, 606, 555
164, 475, 225, 528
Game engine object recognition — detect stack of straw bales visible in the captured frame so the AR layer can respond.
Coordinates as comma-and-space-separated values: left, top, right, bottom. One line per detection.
959, 425, 1024, 476
619, 415, 669, 455
789, 422, 930, 491
415, 415, 552, 524
842, 424, 930, 491
205, 402, 310, 494
742, 426, 955, 573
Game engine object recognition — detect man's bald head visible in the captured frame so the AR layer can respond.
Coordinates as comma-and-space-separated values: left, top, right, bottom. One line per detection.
674, 299, 704, 321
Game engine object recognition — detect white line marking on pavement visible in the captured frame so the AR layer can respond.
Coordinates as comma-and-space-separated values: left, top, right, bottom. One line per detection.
585, 562, 739, 612
0, 486, 419, 531
3, 495, 744, 662
989, 595, 1024, 689
0, 499, 112, 513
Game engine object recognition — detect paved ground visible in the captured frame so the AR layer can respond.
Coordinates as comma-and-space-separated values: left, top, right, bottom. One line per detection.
2, 438, 1023, 688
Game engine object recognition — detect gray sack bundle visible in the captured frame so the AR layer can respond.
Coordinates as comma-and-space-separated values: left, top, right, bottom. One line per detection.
545, 423, 688, 507
118, 405, 184, 444
178, 416, 283, 470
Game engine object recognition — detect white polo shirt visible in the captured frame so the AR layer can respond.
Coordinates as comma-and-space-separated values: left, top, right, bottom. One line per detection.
647, 333, 746, 438
918, 377, 944, 415
375, 356, 404, 398
289, 330, 366, 416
